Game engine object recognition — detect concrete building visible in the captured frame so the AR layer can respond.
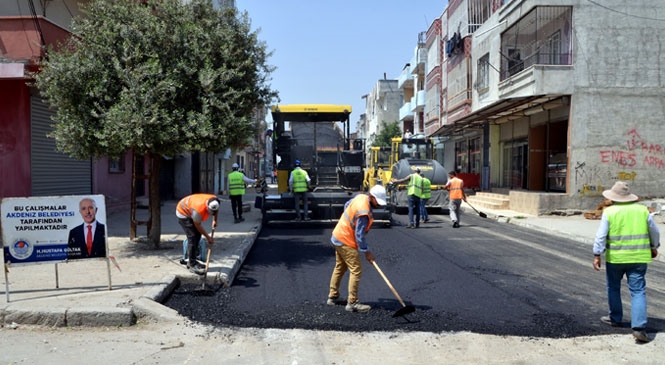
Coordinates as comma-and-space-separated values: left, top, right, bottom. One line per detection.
398, 32, 429, 137
363, 78, 402, 149
0, 0, 244, 211
420, 0, 665, 215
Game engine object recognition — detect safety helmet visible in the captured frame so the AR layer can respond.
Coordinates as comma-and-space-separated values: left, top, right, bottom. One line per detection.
295, 159, 301, 167
207, 198, 220, 212
369, 185, 387, 206
232, 163, 239, 169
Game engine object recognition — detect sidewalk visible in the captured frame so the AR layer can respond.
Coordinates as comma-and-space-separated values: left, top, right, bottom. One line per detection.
1, 191, 264, 327
1, 189, 662, 327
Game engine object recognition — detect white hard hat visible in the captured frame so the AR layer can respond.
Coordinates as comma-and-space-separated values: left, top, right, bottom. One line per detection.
369, 185, 387, 206
207, 199, 220, 212
232, 163, 239, 169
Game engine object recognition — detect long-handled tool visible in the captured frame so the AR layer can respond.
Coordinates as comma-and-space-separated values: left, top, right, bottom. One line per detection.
372, 260, 415, 318
466, 201, 488, 218
195, 228, 215, 295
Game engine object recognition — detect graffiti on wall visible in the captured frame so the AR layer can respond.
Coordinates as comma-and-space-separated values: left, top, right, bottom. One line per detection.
599, 129, 665, 169
575, 159, 638, 197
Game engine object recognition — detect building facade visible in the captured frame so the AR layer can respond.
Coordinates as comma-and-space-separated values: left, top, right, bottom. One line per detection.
1, 0, 244, 211
361, 0, 665, 214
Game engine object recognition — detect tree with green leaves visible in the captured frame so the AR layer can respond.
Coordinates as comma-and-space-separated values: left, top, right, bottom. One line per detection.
373, 120, 402, 147
36, 0, 277, 248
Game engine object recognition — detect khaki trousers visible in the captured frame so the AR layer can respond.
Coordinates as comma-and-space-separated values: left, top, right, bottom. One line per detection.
328, 244, 363, 304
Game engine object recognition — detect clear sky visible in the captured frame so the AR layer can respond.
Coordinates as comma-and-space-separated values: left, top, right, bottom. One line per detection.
236, 1, 448, 132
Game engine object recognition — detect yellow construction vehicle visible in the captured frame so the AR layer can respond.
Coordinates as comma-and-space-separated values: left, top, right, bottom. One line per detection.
260, 104, 391, 225
363, 146, 391, 190
387, 135, 448, 213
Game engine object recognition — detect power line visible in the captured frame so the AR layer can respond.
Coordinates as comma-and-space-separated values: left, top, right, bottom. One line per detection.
585, 0, 665, 22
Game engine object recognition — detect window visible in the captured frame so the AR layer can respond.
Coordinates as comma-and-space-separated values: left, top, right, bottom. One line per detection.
507, 49, 524, 77
108, 154, 125, 173
545, 30, 561, 64
476, 53, 490, 93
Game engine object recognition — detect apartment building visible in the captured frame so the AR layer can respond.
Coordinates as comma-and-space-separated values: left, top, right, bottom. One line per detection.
363, 78, 403, 148
425, 0, 665, 214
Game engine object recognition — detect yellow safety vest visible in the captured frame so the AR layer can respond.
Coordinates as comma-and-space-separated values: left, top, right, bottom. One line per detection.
604, 203, 652, 264
292, 168, 308, 193
228, 171, 245, 196
407, 173, 423, 197
421, 177, 431, 199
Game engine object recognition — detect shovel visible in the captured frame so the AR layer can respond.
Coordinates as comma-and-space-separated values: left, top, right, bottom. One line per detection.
194, 228, 215, 296
372, 260, 415, 318
466, 201, 488, 218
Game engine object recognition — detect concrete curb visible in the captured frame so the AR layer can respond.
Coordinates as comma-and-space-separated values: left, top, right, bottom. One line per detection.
2, 306, 136, 327
0, 220, 263, 328
128, 221, 262, 324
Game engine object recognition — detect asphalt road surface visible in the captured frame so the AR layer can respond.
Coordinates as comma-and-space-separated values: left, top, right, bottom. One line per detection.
166, 212, 665, 338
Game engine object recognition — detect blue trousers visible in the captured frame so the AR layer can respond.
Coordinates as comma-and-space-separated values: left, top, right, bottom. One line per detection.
605, 262, 648, 330
408, 195, 421, 226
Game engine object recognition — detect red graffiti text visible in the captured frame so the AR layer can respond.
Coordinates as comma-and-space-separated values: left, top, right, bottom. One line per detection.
599, 150, 637, 167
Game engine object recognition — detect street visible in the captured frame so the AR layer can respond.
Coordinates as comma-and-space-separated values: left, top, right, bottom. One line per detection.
166, 212, 665, 338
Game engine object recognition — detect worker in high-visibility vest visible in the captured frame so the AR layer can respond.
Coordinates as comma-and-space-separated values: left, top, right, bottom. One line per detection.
176, 193, 219, 275
289, 159, 311, 221
228, 163, 257, 224
419, 170, 431, 223
444, 170, 467, 228
392, 167, 423, 228
593, 181, 660, 343
327, 185, 387, 312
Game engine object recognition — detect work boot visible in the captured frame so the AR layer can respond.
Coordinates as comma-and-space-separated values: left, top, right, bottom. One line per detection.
187, 262, 206, 275
600, 316, 621, 327
234, 217, 240, 224
239, 217, 245, 222
345, 302, 371, 312
632, 329, 651, 343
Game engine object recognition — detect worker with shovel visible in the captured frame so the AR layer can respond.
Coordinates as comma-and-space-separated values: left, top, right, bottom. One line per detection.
327, 185, 387, 312
176, 194, 219, 275
445, 170, 467, 228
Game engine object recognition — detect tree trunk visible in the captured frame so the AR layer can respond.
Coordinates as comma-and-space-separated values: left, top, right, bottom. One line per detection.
148, 153, 162, 249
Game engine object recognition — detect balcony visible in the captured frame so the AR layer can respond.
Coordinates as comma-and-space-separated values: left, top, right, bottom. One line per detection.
410, 47, 428, 76
398, 68, 413, 89
500, 6, 573, 82
498, 64, 574, 99
410, 90, 427, 113
399, 102, 414, 122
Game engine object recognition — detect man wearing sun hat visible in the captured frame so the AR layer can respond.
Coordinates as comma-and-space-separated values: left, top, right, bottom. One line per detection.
593, 181, 660, 343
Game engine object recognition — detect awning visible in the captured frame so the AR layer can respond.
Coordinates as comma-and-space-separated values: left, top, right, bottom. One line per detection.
431, 95, 564, 137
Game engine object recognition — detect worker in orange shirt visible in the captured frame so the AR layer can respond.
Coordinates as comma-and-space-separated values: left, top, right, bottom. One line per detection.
444, 170, 467, 228
176, 193, 219, 275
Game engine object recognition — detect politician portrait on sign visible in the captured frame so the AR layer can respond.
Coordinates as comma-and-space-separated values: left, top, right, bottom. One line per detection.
67, 197, 107, 259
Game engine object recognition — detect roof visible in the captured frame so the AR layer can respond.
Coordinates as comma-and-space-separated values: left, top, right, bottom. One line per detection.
271, 104, 352, 123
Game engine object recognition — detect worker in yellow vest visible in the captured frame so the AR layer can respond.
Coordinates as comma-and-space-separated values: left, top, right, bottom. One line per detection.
327, 185, 387, 312
228, 163, 257, 224
593, 181, 660, 343
392, 167, 423, 228
420, 171, 431, 223
444, 170, 467, 228
289, 159, 311, 221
